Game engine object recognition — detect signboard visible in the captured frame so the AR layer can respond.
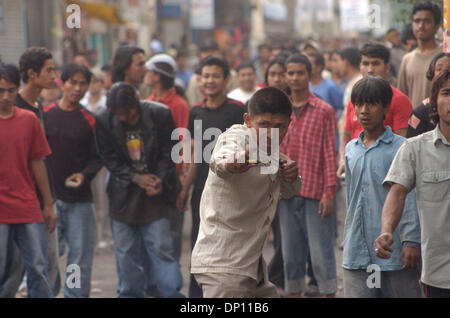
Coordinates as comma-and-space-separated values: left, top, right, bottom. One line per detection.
340, 0, 370, 32
190, 0, 214, 30
264, 0, 287, 21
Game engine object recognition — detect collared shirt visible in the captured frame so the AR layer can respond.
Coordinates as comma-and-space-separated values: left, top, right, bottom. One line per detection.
383, 125, 450, 289
191, 124, 302, 281
343, 127, 420, 271
281, 94, 337, 200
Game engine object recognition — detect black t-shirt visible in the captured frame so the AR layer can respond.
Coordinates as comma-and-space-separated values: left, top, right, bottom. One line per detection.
43, 103, 102, 203
15, 93, 54, 210
188, 97, 245, 190
406, 101, 436, 138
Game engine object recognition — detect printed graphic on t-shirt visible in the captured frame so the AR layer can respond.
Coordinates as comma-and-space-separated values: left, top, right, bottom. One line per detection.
125, 129, 148, 173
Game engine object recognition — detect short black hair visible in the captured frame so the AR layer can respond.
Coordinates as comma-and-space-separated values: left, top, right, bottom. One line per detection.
107, 82, 140, 114
258, 44, 271, 52
338, 47, 361, 68
412, 1, 442, 26
60, 63, 92, 84
426, 52, 450, 81
401, 23, 416, 45
351, 76, 393, 107
154, 62, 175, 89
236, 60, 255, 73
307, 52, 325, 71
0, 63, 21, 87
248, 87, 292, 118
360, 43, 390, 64
430, 68, 450, 123
19, 47, 53, 83
285, 54, 312, 75
199, 55, 230, 78
112, 46, 145, 83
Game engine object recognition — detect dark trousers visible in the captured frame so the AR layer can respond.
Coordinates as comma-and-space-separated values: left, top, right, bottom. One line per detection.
423, 284, 450, 298
189, 187, 203, 298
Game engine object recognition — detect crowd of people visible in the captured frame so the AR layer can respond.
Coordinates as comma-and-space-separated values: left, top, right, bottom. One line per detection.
0, 1, 449, 298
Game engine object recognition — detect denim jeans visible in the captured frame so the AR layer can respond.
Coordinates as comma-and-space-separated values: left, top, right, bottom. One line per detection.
0, 223, 52, 298
56, 200, 96, 298
111, 218, 183, 298
278, 196, 337, 295
343, 268, 422, 298
0, 229, 61, 297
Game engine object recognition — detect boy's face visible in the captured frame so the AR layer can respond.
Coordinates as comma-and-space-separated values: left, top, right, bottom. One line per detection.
244, 112, 291, 153
354, 102, 389, 132
267, 63, 287, 91
437, 79, 450, 126
412, 10, 439, 42
200, 65, 229, 98
434, 57, 450, 80
0, 78, 18, 112
62, 72, 89, 104
237, 67, 256, 92
285, 62, 310, 92
360, 56, 390, 78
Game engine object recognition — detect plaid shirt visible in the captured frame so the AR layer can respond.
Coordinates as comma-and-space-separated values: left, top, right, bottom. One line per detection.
281, 94, 337, 200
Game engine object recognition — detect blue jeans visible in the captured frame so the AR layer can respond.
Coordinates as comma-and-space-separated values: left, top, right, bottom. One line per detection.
0, 223, 52, 298
278, 196, 337, 295
56, 200, 96, 298
111, 218, 183, 298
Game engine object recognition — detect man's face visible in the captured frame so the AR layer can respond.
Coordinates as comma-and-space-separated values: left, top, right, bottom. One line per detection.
388, 31, 401, 47
259, 47, 271, 61
144, 70, 158, 88
0, 79, 18, 112
360, 56, 390, 78
237, 67, 256, 92
33, 59, 56, 89
335, 54, 347, 77
200, 65, 228, 98
244, 112, 291, 153
412, 10, 439, 42
89, 78, 103, 95
434, 57, 450, 80
354, 102, 389, 132
125, 53, 146, 86
62, 72, 89, 104
285, 62, 310, 92
437, 79, 450, 126
74, 55, 90, 68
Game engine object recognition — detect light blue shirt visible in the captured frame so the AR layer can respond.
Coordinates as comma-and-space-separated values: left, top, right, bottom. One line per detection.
343, 126, 421, 271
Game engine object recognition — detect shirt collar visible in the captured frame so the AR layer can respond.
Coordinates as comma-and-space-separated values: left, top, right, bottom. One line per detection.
201, 96, 228, 109
356, 126, 394, 146
433, 125, 450, 146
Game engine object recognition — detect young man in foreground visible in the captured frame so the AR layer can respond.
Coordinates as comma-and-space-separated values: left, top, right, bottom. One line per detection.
191, 87, 302, 298
375, 69, 450, 298
343, 76, 421, 297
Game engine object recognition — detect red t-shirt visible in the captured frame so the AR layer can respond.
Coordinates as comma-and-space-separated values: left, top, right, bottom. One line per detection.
343, 85, 412, 140
147, 88, 190, 174
0, 107, 51, 224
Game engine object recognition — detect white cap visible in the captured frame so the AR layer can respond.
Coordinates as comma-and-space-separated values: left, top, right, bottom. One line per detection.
145, 54, 177, 78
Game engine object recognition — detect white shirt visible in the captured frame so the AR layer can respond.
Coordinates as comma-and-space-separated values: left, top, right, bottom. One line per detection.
227, 87, 260, 104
